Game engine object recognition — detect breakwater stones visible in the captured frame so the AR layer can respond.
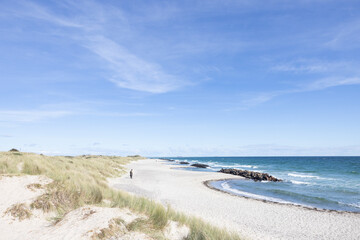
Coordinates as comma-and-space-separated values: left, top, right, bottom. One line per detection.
191, 163, 209, 168
219, 168, 282, 182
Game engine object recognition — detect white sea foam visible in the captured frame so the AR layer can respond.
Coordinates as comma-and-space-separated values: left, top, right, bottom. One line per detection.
288, 173, 319, 179
290, 180, 311, 185
237, 165, 253, 168
347, 202, 360, 209
288, 173, 335, 181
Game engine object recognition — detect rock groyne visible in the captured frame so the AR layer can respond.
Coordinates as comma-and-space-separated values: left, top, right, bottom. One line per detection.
219, 168, 282, 182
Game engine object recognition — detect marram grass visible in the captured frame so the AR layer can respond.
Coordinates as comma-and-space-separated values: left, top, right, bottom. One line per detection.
0, 151, 241, 240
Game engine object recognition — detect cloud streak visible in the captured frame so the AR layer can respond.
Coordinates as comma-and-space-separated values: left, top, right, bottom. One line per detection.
85, 36, 187, 93
304, 77, 360, 91
0, 109, 155, 123
0, 110, 72, 122
241, 77, 360, 108
325, 19, 360, 49
9, 1, 188, 94
272, 61, 344, 74
238, 57, 360, 108
8, 1, 83, 28
0, 134, 13, 138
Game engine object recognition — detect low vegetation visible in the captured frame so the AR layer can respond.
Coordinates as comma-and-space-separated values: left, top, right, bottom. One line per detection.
0, 151, 241, 240
5, 203, 32, 221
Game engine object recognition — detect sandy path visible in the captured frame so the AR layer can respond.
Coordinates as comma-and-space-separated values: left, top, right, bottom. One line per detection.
109, 159, 360, 240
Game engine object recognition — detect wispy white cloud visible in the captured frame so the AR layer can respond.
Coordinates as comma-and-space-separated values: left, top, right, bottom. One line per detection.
7, 1, 189, 94
238, 58, 360, 108
0, 110, 73, 122
0, 134, 13, 138
74, 144, 360, 156
273, 62, 336, 74
271, 60, 357, 74
10, 1, 83, 28
325, 19, 360, 49
240, 76, 360, 108
37, 100, 156, 118
85, 36, 187, 93
94, 112, 156, 117
304, 77, 360, 91
0, 108, 155, 124
238, 91, 284, 108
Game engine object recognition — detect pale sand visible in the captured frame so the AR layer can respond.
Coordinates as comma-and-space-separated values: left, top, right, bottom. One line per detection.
0, 175, 188, 240
109, 159, 360, 240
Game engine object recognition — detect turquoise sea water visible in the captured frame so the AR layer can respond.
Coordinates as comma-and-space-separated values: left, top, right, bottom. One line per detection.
164, 157, 360, 212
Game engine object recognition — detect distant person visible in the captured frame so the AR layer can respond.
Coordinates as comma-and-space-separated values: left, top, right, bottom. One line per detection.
130, 169, 133, 179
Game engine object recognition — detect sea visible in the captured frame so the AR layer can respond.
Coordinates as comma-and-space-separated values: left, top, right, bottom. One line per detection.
162, 156, 360, 213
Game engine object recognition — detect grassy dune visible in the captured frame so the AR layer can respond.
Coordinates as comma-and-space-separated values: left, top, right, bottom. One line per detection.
0, 151, 241, 240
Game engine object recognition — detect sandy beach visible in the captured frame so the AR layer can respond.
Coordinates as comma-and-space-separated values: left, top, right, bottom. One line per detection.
109, 159, 360, 240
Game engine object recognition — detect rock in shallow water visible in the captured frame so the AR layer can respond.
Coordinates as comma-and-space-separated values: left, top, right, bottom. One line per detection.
219, 168, 282, 182
179, 161, 190, 164
191, 163, 209, 168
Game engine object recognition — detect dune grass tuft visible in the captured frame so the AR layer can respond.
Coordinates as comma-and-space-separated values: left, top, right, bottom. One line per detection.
5, 203, 32, 221
0, 152, 241, 239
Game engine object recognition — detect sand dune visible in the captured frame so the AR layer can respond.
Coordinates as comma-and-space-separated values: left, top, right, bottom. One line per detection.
0, 175, 187, 240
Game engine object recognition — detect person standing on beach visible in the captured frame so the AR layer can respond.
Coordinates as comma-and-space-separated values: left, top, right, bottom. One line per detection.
130, 169, 133, 179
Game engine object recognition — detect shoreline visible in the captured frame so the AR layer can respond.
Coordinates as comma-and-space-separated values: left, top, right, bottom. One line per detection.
203, 179, 360, 215
109, 159, 360, 240
169, 159, 360, 214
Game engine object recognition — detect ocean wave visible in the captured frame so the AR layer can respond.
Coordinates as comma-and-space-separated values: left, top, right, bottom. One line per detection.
239, 165, 259, 169
287, 172, 333, 180
288, 173, 319, 178
220, 181, 293, 204
210, 164, 258, 169
290, 180, 311, 185
347, 202, 360, 209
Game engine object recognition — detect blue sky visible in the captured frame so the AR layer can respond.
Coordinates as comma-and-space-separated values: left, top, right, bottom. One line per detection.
1, 0, 360, 156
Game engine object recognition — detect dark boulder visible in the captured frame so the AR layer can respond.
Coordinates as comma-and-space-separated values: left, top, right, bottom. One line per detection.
179, 161, 190, 164
219, 168, 282, 182
191, 163, 209, 168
